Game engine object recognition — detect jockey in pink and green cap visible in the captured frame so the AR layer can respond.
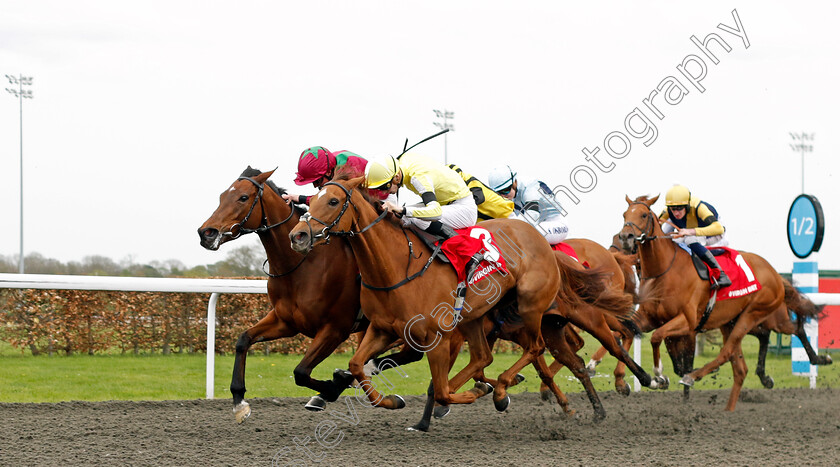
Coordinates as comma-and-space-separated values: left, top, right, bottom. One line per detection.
283, 146, 369, 205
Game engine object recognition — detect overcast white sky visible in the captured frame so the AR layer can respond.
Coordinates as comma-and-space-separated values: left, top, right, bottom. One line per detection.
1, 1, 838, 272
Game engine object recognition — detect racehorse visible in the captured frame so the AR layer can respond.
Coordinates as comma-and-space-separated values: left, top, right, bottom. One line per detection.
616, 194, 817, 411
198, 167, 372, 423
537, 239, 650, 397
290, 176, 610, 413
592, 200, 830, 392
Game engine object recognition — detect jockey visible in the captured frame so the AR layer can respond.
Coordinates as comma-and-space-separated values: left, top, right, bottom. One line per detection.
487, 165, 569, 245
659, 184, 731, 288
448, 163, 514, 220
283, 146, 370, 205
365, 153, 478, 239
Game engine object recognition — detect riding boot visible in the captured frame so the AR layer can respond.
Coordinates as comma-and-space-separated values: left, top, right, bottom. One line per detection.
699, 250, 731, 289
424, 220, 457, 241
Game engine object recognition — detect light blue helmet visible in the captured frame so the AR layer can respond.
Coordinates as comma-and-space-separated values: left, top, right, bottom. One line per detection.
487, 165, 517, 192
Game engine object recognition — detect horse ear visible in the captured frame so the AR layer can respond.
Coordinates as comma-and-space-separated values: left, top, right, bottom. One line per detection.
625, 195, 633, 205
345, 176, 366, 189
254, 167, 277, 184
649, 194, 660, 206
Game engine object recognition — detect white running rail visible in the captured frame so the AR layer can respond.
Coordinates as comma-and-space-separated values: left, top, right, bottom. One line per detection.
0, 273, 267, 399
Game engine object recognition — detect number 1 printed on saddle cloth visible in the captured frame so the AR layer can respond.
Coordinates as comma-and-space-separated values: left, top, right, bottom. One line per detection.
710, 247, 762, 300
440, 227, 508, 285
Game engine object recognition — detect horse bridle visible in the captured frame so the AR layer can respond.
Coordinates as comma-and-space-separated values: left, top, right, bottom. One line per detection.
298, 181, 388, 244
225, 176, 305, 277
623, 201, 677, 281
227, 176, 296, 238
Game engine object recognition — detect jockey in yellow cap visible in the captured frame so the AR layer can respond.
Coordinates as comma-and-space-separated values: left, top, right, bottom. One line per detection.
659, 184, 731, 288
365, 153, 477, 239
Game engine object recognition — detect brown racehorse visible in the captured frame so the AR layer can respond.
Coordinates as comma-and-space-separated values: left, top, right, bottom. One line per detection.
290, 177, 611, 412
616, 194, 818, 411
198, 167, 373, 423
537, 239, 651, 397
593, 209, 831, 391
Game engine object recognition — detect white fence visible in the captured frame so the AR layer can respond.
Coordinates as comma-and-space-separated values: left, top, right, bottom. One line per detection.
0, 273, 267, 399
1, 273, 839, 399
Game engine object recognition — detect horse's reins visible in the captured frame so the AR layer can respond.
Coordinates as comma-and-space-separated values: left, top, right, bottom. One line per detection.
226, 175, 307, 277
300, 181, 437, 291
623, 201, 678, 281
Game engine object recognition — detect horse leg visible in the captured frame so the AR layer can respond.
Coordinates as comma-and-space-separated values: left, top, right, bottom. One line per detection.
647, 314, 692, 390
409, 330, 468, 432
568, 304, 651, 394
721, 327, 750, 412
348, 326, 407, 410
231, 311, 297, 423
752, 328, 774, 389
680, 308, 766, 411
543, 318, 605, 420
791, 313, 834, 366
492, 309, 546, 412
587, 345, 610, 376
540, 358, 565, 401
443, 320, 495, 395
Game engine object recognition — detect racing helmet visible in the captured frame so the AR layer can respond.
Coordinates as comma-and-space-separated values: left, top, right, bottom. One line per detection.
665, 185, 691, 207
294, 146, 336, 186
365, 156, 400, 189
487, 165, 517, 192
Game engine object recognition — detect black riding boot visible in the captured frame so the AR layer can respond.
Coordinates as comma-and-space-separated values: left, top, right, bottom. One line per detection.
699, 250, 731, 288
424, 220, 457, 241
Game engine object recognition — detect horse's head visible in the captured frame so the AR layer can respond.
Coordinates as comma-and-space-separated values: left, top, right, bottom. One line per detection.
289, 176, 367, 254
617, 194, 660, 255
198, 167, 278, 250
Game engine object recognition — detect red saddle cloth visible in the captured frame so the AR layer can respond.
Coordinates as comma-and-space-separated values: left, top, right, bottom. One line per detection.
440, 226, 508, 284
551, 242, 590, 269
707, 247, 762, 300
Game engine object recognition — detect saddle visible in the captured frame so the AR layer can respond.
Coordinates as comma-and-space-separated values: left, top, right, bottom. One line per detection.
688, 246, 727, 282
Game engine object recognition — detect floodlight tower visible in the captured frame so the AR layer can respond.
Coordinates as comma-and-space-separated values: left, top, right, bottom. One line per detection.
5, 74, 34, 273
432, 109, 454, 165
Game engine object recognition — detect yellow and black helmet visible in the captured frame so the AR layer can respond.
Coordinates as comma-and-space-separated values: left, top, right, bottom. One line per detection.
665, 184, 691, 207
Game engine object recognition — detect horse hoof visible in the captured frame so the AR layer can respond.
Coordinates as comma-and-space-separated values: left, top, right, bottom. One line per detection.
818, 355, 833, 365
616, 383, 631, 397
304, 395, 327, 412
539, 389, 553, 402
679, 375, 695, 388
233, 401, 251, 424
514, 373, 526, 385
474, 381, 494, 397
587, 366, 597, 378
387, 394, 406, 410
654, 375, 670, 390
593, 410, 607, 423
433, 405, 450, 419
761, 376, 775, 389
494, 394, 511, 412
332, 369, 355, 387
406, 423, 429, 432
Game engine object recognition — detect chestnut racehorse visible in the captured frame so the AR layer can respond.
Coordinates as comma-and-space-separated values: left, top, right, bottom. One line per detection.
537, 239, 650, 397
616, 194, 814, 411
592, 203, 830, 392
198, 167, 372, 423
290, 177, 609, 412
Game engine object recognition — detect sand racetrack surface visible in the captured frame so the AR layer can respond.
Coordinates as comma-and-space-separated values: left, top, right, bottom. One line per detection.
1, 388, 838, 466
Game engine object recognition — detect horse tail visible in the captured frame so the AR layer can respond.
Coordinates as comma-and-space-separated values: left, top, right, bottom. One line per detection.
555, 258, 635, 319
783, 277, 824, 321
611, 251, 640, 304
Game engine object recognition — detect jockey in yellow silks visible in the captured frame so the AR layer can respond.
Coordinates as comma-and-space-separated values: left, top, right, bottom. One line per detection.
365, 154, 478, 239
447, 163, 514, 220
659, 184, 731, 288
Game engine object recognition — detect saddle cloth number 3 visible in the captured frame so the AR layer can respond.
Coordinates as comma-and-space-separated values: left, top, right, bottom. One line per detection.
470, 227, 500, 263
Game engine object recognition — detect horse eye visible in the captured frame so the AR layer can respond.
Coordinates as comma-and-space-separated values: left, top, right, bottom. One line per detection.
641, 213, 648, 218
239, 195, 249, 202
328, 198, 339, 206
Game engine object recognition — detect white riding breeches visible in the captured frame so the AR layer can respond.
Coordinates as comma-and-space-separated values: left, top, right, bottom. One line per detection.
402, 195, 478, 231
512, 211, 569, 245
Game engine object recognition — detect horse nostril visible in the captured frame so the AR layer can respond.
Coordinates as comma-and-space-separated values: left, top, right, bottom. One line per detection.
200, 228, 218, 240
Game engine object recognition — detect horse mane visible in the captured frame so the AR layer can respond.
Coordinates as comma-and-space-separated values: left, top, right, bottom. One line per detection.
632, 195, 656, 204
239, 166, 307, 215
